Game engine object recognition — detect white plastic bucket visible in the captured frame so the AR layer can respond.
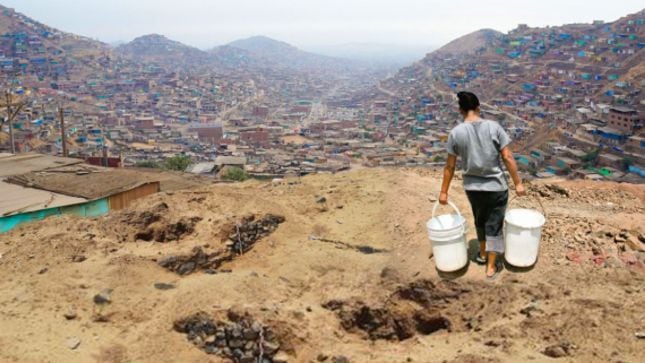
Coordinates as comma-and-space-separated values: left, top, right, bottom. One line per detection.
426, 201, 468, 272
504, 208, 546, 267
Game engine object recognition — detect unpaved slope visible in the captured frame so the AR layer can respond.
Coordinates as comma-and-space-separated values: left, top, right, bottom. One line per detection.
0, 168, 643, 363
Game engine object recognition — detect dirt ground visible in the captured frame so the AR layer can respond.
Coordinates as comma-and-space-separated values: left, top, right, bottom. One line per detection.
0, 168, 643, 363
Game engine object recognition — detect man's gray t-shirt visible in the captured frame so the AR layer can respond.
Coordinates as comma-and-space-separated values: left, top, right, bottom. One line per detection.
446, 119, 511, 191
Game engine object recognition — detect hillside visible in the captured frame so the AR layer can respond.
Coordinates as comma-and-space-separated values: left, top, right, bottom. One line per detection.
433, 29, 503, 56
0, 4, 108, 79
372, 9, 645, 157
0, 168, 643, 362
115, 34, 214, 69
383, 9, 645, 91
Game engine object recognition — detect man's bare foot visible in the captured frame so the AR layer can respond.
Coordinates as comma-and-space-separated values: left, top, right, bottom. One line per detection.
486, 264, 497, 277
486, 252, 499, 278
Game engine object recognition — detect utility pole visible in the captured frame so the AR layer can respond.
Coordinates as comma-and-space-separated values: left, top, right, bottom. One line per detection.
6, 90, 14, 154
2, 90, 26, 154
58, 104, 67, 157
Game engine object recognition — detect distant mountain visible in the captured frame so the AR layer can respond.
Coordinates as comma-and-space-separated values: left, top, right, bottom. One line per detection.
228, 36, 296, 56
115, 34, 213, 68
208, 44, 276, 70
224, 35, 362, 73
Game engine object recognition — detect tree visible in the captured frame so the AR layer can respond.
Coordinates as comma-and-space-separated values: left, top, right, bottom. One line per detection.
581, 148, 600, 165
163, 155, 191, 171
221, 167, 249, 182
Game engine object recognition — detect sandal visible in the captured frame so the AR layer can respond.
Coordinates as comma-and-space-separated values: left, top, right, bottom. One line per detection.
474, 255, 487, 265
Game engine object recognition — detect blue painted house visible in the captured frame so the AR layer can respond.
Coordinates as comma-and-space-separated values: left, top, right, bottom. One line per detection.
0, 154, 160, 233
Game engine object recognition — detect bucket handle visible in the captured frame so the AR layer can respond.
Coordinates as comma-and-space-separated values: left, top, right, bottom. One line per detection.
508, 193, 547, 218
431, 200, 462, 219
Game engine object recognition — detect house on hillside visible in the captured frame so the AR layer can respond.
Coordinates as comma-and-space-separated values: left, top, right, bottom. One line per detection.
608, 106, 639, 134
0, 153, 159, 233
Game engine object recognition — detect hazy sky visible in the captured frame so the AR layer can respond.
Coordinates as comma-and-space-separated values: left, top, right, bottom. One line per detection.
2, 0, 643, 49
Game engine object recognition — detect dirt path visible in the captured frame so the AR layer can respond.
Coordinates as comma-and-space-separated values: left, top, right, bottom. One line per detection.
0, 168, 643, 363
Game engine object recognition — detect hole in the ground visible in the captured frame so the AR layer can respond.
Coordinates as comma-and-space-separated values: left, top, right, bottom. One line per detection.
323, 279, 468, 341
121, 202, 203, 242
324, 299, 451, 341
173, 311, 287, 362
158, 214, 285, 275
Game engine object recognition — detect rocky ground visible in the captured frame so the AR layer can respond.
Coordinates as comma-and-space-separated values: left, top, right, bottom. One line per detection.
0, 168, 643, 363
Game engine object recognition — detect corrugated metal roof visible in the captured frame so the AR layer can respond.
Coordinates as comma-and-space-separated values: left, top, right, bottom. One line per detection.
6, 165, 159, 199
0, 153, 83, 177
214, 156, 247, 166
0, 179, 87, 216
186, 162, 216, 174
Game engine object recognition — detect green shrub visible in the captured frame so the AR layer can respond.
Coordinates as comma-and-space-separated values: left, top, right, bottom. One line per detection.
163, 155, 191, 171
221, 167, 249, 181
136, 160, 162, 168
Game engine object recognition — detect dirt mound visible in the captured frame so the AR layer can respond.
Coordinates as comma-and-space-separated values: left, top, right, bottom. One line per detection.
173, 309, 291, 362
542, 214, 645, 268
529, 183, 570, 199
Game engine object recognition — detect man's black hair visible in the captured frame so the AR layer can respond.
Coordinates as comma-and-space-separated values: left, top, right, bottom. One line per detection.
457, 91, 480, 113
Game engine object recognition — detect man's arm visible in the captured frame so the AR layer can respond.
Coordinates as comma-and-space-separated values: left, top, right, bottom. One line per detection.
439, 154, 457, 205
500, 146, 526, 196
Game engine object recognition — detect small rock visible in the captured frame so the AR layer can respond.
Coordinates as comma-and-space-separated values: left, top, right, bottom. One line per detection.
543, 345, 567, 358
317, 353, 329, 362
154, 283, 176, 290
177, 261, 196, 275
71, 255, 86, 263
625, 236, 644, 252
316, 196, 327, 204
635, 331, 645, 339
261, 341, 280, 354
63, 310, 78, 320
93, 289, 113, 305
38, 267, 48, 274
273, 352, 290, 363
228, 338, 245, 349
332, 356, 349, 363
66, 337, 81, 350
519, 302, 540, 317
242, 328, 258, 340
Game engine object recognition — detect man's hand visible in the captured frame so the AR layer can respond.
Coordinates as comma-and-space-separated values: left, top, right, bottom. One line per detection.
439, 191, 448, 205
516, 184, 527, 197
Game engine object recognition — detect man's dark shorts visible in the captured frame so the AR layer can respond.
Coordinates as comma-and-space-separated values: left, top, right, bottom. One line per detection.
465, 190, 508, 253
